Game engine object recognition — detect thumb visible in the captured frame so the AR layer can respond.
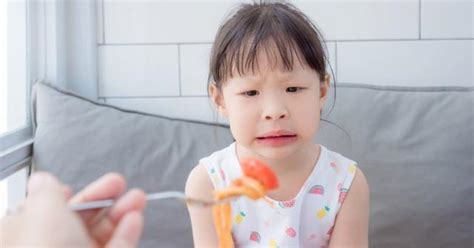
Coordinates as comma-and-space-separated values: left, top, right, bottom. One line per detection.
106, 211, 144, 248
28, 172, 63, 196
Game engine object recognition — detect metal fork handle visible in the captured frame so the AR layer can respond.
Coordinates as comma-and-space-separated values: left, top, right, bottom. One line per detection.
69, 191, 217, 212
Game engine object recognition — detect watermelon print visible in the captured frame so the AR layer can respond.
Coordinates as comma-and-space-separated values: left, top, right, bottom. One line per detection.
286, 227, 297, 238
249, 231, 261, 243
278, 199, 296, 208
309, 185, 324, 195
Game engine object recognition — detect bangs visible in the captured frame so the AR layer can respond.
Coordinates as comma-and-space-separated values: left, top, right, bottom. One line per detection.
222, 32, 307, 80
210, 2, 327, 86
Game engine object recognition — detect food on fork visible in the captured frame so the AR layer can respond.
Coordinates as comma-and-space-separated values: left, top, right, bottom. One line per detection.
212, 158, 279, 248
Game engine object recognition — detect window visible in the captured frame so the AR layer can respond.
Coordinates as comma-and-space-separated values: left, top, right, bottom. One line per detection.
0, 0, 98, 217
0, 0, 28, 136
0, 0, 32, 217
0, 2, 6, 135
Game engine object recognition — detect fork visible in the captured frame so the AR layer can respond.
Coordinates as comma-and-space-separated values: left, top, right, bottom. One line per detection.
69, 191, 234, 211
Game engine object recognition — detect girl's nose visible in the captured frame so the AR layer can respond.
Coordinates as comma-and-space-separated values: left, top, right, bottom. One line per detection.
265, 113, 287, 120
261, 91, 290, 121
263, 105, 289, 120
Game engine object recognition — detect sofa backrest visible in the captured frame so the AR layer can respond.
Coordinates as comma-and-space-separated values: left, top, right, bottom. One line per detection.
32, 82, 473, 247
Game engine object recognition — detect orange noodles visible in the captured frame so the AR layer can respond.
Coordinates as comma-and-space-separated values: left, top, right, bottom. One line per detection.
212, 158, 279, 248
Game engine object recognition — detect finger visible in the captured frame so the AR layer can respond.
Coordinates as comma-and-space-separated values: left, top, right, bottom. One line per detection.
108, 189, 147, 223
27, 172, 63, 197
88, 189, 146, 245
69, 173, 126, 204
105, 211, 144, 248
25, 172, 66, 210
69, 173, 126, 223
21, 172, 66, 217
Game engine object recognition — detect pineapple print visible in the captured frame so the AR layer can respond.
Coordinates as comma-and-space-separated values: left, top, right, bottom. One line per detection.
269, 239, 279, 248
234, 211, 246, 224
317, 206, 330, 220
348, 163, 357, 174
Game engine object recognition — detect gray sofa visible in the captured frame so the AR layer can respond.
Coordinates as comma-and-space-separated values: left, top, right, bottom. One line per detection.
32, 82, 473, 247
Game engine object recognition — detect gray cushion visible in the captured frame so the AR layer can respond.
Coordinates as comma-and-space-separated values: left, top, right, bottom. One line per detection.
316, 84, 473, 248
32, 82, 233, 247
32, 82, 473, 247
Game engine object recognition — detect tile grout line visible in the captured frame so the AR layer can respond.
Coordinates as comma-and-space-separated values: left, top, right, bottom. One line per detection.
419, 0, 422, 39
97, 0, 105, 100
178, 44, 182, 96
97, 38, 473, 46
102, 0, 105, 44
43, 1, 47, 79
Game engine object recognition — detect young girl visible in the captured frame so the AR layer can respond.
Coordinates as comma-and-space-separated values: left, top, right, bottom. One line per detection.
186, 1, 369, 247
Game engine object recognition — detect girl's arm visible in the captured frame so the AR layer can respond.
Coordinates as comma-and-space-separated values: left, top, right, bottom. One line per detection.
329, 168, 370, 248
185, 164, 219, 247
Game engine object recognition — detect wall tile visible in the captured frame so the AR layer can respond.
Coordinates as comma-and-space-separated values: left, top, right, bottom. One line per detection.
180, 44, 212, 96
294, 0, 419, 40
337, 40, 472, 87
421, 0, 473, 39
98, 45, 180, 97
103, 1, 245, 43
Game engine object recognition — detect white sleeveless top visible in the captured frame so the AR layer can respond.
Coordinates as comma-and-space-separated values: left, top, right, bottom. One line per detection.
201, 142, 358, 248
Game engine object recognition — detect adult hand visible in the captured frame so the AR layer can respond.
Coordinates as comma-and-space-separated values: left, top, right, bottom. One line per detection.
0, 172, 146, 247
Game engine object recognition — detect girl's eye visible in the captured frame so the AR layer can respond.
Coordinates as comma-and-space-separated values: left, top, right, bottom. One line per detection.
287, 87, 303, 93
243, 90, 259, 96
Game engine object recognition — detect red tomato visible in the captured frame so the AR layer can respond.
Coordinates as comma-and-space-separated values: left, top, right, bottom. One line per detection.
241, 158, 279, 190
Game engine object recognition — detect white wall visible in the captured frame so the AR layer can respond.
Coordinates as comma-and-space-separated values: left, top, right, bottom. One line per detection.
95, 0, 473, 123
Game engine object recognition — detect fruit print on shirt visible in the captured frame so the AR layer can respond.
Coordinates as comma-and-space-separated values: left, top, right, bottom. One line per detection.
278, 199, 296, 208
309, 184, 325, 195
234, 211, 246, 224
317, 206, 330, 220
286, 227, 297, 238
348, 163, 357, 174
249, 231, 261, 243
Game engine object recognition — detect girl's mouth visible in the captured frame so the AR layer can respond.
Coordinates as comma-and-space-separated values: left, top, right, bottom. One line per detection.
256, 135, 297, 147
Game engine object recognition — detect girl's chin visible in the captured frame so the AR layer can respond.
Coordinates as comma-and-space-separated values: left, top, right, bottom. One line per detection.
237, 141, 308, 161
253, 145, 299, 161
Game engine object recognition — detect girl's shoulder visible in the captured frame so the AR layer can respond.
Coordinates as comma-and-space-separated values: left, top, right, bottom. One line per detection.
185, 163, 214, 205
197, 142, 240, 189
320, 145, 359, 176
185, 143, 236, 200
313, 145, 360, 205
198, 142, 236, 169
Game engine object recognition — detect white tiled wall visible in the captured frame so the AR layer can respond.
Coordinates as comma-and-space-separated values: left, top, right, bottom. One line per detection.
98, 0, 473, 122
99, 45, 180, 97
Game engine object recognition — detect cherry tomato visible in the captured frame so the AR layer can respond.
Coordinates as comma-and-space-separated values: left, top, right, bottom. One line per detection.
241, 158, 279, 190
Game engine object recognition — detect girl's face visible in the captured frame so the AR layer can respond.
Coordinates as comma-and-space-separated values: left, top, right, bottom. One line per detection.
210, 53, 330, 161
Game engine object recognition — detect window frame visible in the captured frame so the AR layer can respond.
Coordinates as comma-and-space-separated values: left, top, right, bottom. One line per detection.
0, 127, 33, 180
0, 0, 36, 181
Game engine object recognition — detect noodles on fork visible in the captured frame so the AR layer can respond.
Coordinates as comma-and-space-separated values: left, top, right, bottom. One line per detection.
212, 158, 279, 248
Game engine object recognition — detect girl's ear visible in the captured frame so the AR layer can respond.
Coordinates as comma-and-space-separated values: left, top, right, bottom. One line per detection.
319, 74, 330, 106
209, 83, 228, 117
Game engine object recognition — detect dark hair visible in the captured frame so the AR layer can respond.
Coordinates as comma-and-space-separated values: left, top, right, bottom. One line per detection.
208, 0, 338, 117
206, 1, 351, 145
